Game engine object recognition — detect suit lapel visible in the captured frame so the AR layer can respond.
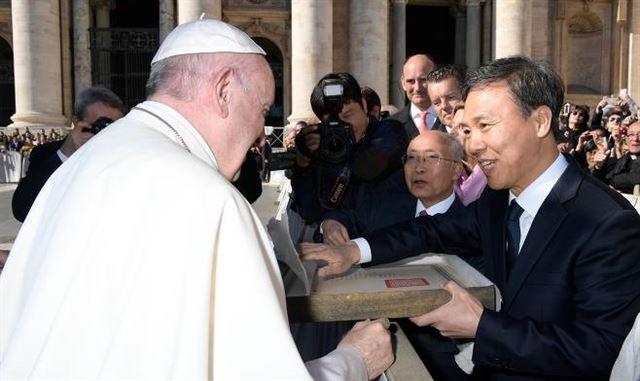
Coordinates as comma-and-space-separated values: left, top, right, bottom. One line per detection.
503, 160, 581, 309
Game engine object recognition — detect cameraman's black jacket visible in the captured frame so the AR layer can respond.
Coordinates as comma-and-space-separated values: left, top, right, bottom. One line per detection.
291, 117, 408, 223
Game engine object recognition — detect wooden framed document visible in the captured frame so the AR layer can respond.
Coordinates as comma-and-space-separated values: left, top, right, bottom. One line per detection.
285, 256, 497, 322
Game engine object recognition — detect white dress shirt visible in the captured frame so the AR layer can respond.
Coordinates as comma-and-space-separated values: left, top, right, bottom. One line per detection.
355, 192, 456, 264
56, 148, 68, 163
509, 154, 569, 252
410, 103, 437, 130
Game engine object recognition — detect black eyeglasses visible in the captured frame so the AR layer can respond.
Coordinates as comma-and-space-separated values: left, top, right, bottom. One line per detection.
401, 152, 458, 166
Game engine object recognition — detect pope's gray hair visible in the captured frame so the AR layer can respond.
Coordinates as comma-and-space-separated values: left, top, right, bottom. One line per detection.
146, 53, 251, 101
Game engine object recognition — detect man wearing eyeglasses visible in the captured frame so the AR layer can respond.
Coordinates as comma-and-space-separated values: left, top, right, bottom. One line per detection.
321, 131, 464, 245
605, 121, 640, 193
319, 131, 481, 381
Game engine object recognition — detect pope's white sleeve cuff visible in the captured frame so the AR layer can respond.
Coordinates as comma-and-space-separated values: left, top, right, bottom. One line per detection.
352, 238, 371, 264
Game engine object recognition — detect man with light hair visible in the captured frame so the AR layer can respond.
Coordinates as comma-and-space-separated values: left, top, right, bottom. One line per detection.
0, 19, 392, 380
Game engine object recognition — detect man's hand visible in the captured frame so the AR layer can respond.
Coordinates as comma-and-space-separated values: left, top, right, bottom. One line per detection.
410, 281, 484, 339
321, 219, 350, 245
338, 319, 394, 380
295, 125, 320, 168
298, 242, 360, 277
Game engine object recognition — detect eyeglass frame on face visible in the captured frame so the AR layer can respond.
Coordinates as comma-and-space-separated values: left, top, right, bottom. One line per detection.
401, 151, 459, 167
609, 116, 622, 124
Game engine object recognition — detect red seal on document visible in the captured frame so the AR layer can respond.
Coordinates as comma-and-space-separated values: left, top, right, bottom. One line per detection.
384, 278, 429, 288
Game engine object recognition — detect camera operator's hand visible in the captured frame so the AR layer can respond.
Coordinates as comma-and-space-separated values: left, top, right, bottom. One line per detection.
592, 149, 609, 170
338, 319, 394, 380
321, 219, 350, 245
61, 120, 93, 157
295, 125, 320, 168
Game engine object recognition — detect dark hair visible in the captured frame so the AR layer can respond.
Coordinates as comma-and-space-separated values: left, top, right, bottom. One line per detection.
361, 86, 381, 114
310, 72, 363, 119
74, 86, 126, 121
463, 56, 564, 142
426, 64, 465, 85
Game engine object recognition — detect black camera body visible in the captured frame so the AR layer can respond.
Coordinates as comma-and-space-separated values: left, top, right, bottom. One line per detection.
81, 117, 114, 135
583, 135, 598, 152
296, 79, 354, 164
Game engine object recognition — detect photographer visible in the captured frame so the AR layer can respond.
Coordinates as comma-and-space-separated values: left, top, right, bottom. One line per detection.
291, 73, 408, 223
12, 86, 125, 222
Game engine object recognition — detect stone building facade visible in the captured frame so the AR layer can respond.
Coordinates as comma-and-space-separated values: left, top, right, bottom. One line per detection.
0, 0, 638, 130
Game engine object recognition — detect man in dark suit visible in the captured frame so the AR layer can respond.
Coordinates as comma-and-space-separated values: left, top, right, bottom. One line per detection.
320, 131, 464, 243
392, 54, 447, 140
12, 87, 126, 222
319, 130, 480, 381
427, 64, 465, 134
301, 56, 640, 380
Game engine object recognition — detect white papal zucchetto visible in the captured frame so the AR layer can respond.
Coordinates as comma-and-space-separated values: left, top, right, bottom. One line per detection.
151, 18, 265, 65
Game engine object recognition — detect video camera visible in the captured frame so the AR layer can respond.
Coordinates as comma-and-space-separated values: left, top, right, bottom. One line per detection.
81, 117, 114, 135
296, 79, 354, 164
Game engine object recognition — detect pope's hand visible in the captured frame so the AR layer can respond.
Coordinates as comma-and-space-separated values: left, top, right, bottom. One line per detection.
410, 281, 484, 339
321, 219, 350, 246
338, 319, 394, 380
298, 242, 360, 277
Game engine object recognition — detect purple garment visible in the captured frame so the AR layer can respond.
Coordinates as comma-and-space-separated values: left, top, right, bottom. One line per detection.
454, 164, 487, 206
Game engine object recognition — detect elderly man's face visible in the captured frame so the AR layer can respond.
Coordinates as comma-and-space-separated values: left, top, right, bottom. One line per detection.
627, 123, 640, 154
463, 82, 543, 194
428, 77, 463, 127
401, 56, 435, 111
71, 102, 124, 148
234, 60, 274, 149
404, 132, 459, 207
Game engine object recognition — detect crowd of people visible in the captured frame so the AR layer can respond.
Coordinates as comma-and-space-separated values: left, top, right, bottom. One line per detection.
0, 128, 65, 153
1, 17, 639, 381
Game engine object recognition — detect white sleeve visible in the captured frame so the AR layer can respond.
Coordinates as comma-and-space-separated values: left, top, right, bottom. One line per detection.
352, 238, 372, 264
305, 347, 367, 381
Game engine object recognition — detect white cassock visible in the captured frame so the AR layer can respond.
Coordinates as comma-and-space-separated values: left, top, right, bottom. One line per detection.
0, 101, 366, 381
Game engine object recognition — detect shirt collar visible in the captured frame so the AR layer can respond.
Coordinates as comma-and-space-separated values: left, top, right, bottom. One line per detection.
416, 192, 456, 217
132, 101, 219, 170
410, 103, 435, 118
509, 154, 569, 219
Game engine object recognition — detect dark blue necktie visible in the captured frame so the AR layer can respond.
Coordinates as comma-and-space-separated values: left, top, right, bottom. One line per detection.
506, 200, 524, 276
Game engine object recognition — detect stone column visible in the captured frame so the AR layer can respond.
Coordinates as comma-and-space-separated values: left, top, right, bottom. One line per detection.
10, 0, 66, 128
159, 0, 176, 42
494, 0, 531, 58
466, 0, 482, 69
391, 0, 407, 108
95, 0, 110, 28
349, 0, 389, 104
177, 0, 222, 24
74, 0, 92, 96
482, 0, 492, 63
454, 9, 466, 65
630, 0, 640, 99
289, 0, 332, 123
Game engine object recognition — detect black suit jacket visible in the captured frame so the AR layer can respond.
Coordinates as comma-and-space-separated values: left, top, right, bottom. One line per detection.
12, 139, 65, 222
605, 153, 640, 194
364, 159, 640, 380
391, 104, 448, 141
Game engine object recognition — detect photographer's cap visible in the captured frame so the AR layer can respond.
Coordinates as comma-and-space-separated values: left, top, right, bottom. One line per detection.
151, 17, 265, 64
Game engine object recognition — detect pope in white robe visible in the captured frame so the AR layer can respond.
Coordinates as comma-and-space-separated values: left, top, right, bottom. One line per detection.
0, 19, 391, 381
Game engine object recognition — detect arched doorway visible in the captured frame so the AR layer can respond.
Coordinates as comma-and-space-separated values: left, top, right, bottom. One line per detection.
253, 37, 284, 128
406, 5, 456, 65
0, 37, 14, 126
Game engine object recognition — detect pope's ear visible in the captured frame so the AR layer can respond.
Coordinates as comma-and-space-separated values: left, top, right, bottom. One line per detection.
212, 67, 234, 118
